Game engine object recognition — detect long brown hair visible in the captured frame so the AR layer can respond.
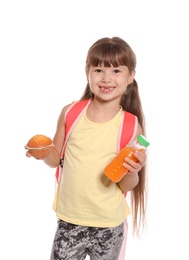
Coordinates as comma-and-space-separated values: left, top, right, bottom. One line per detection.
81, 37, 147, 236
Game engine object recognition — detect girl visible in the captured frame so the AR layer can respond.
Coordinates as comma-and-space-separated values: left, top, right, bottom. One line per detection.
26, 37, 147, 260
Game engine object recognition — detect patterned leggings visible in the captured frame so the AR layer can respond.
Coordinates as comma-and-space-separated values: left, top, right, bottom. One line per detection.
50, 219, 124, 260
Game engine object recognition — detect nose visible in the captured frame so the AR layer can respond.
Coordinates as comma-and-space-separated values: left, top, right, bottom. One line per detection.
101, 71, 112, 83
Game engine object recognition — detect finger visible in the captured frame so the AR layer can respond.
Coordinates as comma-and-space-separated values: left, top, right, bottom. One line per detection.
123, 161, 138, 174
134, 150, 146, 160
26, 151, 32, 157
124, 159, 144, 173
134, 152, 146, 165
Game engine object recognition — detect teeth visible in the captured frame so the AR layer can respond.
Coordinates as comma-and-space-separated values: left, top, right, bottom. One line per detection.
101, 87, 113, 90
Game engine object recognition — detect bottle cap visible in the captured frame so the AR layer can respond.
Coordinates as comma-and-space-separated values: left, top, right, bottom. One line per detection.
137, 134, 150, 147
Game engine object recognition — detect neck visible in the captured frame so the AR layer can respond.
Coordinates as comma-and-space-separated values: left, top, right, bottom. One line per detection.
86, 98, 121, 123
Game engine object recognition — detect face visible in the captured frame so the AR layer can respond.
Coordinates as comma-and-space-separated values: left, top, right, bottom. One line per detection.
87, 65, 135, 102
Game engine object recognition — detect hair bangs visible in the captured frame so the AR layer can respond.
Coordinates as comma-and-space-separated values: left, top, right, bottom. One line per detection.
87, 43, 130, 68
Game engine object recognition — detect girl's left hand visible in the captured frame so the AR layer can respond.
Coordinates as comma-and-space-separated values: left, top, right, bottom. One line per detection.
123, 150, 146, 175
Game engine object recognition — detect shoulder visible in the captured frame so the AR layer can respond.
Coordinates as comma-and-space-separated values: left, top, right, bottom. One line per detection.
125, 112, 142, 138
53, 102, 76, 153
58, 99, 89, 125
58, 101, 78, 121
63, 99, 91, 121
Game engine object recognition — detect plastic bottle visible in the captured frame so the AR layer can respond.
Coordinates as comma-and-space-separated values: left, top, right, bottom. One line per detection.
104, 134, 150, 183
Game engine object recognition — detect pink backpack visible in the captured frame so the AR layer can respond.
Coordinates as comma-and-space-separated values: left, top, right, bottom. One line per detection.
55, 99, 136, 183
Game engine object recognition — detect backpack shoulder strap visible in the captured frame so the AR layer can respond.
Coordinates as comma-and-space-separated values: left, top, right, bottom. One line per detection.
118, 111, 137, 151
65, 99, 91, 137
55, 99, 91, 182
119, 111, 137, 198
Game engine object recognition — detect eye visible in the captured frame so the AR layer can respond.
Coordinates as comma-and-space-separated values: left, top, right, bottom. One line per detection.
95, 69, 102, 73
114, 69, 121, 73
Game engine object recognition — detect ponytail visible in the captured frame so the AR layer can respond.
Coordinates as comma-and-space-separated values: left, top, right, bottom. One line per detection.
120, 79, 145, 132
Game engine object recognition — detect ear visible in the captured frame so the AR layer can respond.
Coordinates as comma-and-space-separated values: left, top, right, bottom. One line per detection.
128, 70, 136, 84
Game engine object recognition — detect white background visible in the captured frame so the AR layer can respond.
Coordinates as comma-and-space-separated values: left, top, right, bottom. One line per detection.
0, 0, 188, 259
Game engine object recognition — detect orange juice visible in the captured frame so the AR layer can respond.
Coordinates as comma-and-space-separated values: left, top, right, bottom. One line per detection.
104, 134, 150, 183
104, 147, 143, 182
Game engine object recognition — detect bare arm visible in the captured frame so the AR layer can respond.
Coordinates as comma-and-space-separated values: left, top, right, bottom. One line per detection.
43, 103, 72, 168
118, 123, 146, 193
25, 103, 73, 167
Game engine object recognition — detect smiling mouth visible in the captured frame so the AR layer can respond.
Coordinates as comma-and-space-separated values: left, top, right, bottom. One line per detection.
99, 86, 115, 92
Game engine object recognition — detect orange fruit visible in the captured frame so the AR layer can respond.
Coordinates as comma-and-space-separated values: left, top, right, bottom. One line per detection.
26, 134, 53, 159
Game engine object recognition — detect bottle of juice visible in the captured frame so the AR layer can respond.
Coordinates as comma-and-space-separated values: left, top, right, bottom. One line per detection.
104, 134, 150, 183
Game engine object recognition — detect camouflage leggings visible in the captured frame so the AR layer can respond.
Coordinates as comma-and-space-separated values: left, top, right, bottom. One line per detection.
50, 219, 124, 260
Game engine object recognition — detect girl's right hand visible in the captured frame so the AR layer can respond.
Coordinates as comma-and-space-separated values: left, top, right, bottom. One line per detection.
24, 145, 45, 160
24, 145, 32, 158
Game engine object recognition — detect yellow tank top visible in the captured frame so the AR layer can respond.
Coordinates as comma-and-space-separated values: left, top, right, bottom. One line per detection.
53, 107, 130, 227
